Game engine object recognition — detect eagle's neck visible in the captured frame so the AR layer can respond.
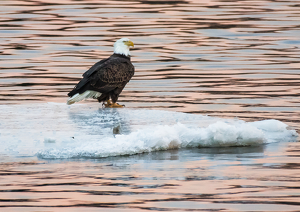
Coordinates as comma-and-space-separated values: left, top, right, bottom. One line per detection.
112, 53, 131, 60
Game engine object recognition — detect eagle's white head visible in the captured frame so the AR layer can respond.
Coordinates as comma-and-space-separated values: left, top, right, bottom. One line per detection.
114, 38, 134, 57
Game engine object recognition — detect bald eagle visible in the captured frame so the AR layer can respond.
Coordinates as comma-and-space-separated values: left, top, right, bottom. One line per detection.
67, 38, 135, 107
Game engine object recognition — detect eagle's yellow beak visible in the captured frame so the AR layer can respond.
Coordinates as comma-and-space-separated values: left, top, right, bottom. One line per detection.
124, 40, 134, 48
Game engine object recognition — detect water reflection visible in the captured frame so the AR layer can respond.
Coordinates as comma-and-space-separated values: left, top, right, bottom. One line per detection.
1, 0, 299, 130
68, 107, 133, 136
0, 142, 299, 211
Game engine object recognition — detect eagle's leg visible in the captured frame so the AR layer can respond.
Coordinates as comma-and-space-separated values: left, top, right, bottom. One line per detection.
104, 99, 113, 107
97, 94, 112, 108
103, 90, 125, 108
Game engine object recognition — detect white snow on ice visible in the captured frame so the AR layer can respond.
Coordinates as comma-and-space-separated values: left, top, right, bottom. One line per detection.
0, 103, 297, 159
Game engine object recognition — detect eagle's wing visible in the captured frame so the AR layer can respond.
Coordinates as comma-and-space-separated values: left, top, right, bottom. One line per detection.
82, 58, 109, 78
89, 57, 134, 89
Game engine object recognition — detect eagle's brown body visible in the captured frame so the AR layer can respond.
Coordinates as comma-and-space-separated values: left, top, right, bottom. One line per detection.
68, 53, 134, 104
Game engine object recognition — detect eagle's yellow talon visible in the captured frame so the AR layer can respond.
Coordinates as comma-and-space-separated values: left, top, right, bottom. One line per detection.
111, 103, 124, 108
104, 100, 124, 108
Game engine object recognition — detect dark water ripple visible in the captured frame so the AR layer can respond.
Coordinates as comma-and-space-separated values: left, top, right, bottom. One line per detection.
1, 0, 300, 129
0, 144, 300, 211
1, 0, 300, 211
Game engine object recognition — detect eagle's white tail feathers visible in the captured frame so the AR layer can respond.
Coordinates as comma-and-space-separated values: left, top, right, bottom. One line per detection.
67, 90, 102, 105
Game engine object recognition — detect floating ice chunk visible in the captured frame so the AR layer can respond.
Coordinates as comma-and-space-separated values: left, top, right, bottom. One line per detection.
205, 121, 265, 147
36, 121, 280, 159
250, 119, 288, 132
0, 103, 298, 159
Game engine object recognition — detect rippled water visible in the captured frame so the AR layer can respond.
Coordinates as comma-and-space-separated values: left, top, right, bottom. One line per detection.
0, 0, 300, 211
